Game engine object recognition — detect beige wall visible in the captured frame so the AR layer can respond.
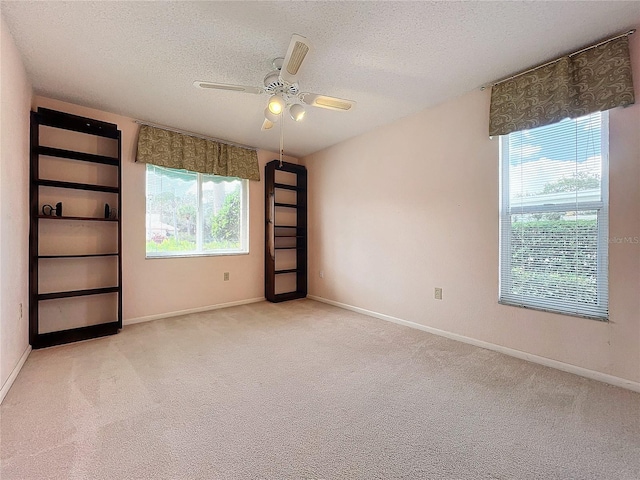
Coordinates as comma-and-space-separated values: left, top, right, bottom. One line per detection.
303, 30, 640, 383
0, 16, 32, 392
32, 96, 297, 323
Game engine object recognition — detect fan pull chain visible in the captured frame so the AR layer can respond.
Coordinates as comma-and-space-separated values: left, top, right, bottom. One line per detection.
279, 112, 284, 167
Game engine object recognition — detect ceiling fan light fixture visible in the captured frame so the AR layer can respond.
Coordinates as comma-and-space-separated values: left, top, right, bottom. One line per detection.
264, 107, 280, 123
289, 103, 305, 121
268, 94, 285, 115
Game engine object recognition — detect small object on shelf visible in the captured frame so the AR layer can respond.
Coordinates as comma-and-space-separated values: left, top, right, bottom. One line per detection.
104, 203, 118, 219
42, 201, 63, 216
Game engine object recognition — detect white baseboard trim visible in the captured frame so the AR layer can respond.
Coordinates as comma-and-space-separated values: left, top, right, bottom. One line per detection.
308, 295, 640, 393
124, 297, 266, 326
0, 345, 32, 404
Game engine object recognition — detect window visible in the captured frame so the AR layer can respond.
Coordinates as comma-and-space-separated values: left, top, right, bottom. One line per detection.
146, 165, 248, 257
499, 112, 608, 320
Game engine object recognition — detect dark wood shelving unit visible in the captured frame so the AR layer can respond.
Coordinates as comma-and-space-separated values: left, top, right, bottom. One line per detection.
39, 253, 118, 259
37, 215, 118, 222
35, 322, 120, 348
36, 107, 121, 138
37, 146, 119, 165
273, 182, 304, 191
37, 178, 120, 193
38, 286, 120, 301
274, 268, 301, 275
274, 202, 298, 208
265, 160, 307, 302
29, 107, 122, 349
38, 287, 119, 300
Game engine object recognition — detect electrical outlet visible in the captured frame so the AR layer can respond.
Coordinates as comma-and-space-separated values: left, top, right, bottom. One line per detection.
434, 288, 443, 300
224, 272, 230, 281
319, 270, 324, 278
19, 303, 23, 318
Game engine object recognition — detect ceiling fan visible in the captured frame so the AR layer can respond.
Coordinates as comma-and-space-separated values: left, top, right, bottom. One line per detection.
194, 34, 356, 130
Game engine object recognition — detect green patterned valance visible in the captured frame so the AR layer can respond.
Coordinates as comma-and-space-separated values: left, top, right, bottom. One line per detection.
489, 36, 635, 137
136, 125, 260, 181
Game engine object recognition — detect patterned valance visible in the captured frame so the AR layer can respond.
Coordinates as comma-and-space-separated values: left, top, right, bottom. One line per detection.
136, 125, 260, 181
489, 36, 635, 137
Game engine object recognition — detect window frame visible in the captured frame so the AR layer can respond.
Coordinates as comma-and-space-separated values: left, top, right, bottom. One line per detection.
145, 165, 249, 259
498, 112, 609, 320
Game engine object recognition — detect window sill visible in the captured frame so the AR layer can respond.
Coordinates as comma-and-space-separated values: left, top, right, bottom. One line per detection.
146, 251, 249, 259
498, 299, 608, 322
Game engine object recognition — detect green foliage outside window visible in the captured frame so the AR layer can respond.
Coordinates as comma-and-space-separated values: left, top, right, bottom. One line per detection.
541, 172, 600, 194
509, 219, 598, 304
211, 188, 241, 244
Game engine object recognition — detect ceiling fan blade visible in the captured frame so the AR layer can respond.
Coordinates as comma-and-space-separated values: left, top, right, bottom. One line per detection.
300, 93, 356, 112
261, 119, 274, 130
194, 81, 263, 94
280, 34, 311, 84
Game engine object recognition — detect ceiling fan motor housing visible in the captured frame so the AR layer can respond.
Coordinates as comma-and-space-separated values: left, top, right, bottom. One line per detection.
264, 70, 299, 98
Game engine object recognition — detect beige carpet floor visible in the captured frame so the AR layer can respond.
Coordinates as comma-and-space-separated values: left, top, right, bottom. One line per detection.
1, 299, 639, 479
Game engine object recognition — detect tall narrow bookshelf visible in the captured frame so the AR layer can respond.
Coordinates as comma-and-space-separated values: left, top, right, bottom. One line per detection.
265, 160, 307, 302
29, 107, 122, 348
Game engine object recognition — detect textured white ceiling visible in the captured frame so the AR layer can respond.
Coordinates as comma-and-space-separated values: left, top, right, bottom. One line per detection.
2, 1, 639, 157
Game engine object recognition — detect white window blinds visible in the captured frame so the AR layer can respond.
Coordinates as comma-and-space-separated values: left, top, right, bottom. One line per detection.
499, 112, 609, 320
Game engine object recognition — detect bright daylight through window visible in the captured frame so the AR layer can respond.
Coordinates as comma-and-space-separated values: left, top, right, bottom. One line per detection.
146, 165, 248, 257
499, 112, 608, 320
